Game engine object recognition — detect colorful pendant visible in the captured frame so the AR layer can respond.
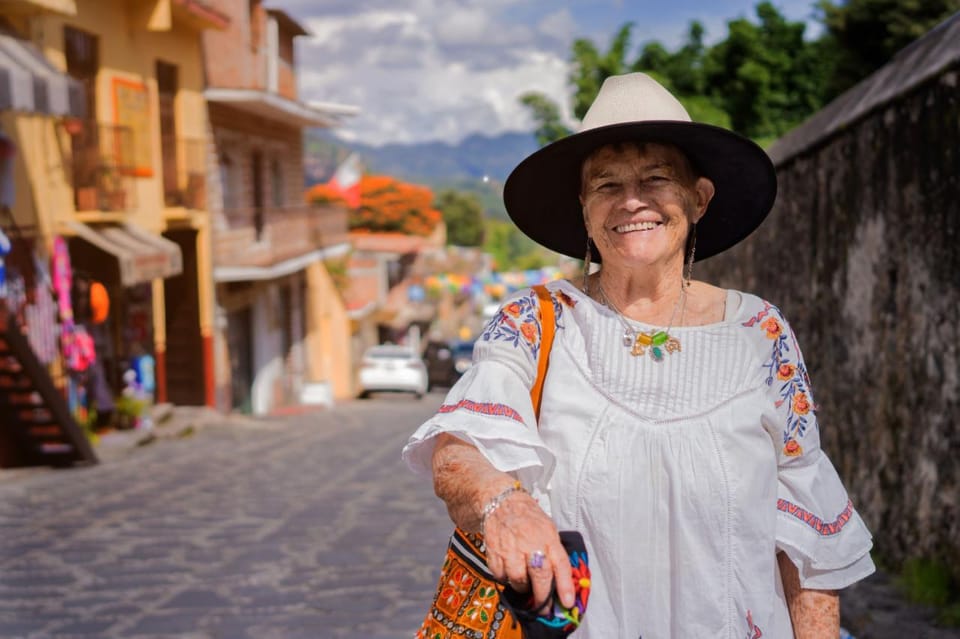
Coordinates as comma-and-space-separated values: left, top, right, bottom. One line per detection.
631, 331, 681, 360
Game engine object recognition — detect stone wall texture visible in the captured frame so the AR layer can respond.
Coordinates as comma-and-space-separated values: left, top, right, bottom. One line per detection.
699, 68, 960, 578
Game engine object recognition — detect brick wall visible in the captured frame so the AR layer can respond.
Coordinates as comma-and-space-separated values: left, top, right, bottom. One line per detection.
202, 0, 266, 90
206, 104, 347, 269
207, 102, 302, 216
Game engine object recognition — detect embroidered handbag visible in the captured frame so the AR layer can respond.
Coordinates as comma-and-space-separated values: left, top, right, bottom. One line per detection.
416, 285, 590, 638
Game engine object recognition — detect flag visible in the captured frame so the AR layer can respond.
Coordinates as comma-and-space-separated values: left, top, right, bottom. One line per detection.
327, 153, 362, 208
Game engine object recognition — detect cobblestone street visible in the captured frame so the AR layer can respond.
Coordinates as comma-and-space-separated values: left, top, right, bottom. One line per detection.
1, 394, 958, 638
0, 395, 451, 638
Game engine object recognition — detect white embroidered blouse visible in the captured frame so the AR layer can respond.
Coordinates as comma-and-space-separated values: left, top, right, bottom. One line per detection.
403, 279, 875, 639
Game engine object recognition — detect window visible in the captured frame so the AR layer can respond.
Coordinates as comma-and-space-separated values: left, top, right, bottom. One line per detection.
157, 61, 179, 206
219, 152, 239, 211
251, 150, 264, 238
64, 26, 99, 206
270, 158, 283, 208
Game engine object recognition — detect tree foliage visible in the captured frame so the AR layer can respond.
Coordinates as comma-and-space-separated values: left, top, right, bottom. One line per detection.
307, 175, 442, 237
520, 0, 959, 146
570, 23, 635, 120
703, 2, 822, 139
816, 0, 960, 99
519, 92, 572, 147
483, 220, 548, 271
436, 189, 485, 247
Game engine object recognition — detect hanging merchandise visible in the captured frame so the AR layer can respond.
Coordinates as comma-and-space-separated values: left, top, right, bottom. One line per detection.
0, 226, 10, 298
24, 250, 59, 364
24, 280, 58, 364
132, 351, 155, 400
89, 281, 109, 324
51, 236, 74, 326
0, 131, 16, 210
62, 324, 95, 373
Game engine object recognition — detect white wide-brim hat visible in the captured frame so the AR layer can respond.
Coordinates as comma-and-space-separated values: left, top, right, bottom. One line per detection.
503, 72, 778, 261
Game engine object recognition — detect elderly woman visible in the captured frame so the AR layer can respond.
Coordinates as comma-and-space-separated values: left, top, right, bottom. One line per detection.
404, 73, 874, 638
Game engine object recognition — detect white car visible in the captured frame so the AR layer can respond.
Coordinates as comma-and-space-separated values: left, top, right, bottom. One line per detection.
358, 345, 428, 399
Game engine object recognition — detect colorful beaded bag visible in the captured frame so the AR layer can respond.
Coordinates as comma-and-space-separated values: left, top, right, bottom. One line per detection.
416, 285, 591, 638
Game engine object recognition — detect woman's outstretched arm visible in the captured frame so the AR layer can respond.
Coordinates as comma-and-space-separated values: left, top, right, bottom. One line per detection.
778, 551, 840, 638
432, 433, 574, 609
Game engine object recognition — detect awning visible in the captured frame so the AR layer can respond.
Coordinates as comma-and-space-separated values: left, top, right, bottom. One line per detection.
66, 221, 183, 286
205, 87, 357, 127
0, 28, 84, 117
213, 241, 350, 282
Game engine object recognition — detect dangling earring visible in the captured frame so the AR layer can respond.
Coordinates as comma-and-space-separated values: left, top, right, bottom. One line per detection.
684, 224, 697, 288
582, 238, 593, 296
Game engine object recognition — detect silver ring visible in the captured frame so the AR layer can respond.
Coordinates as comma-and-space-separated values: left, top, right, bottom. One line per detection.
529, 550, 546, 569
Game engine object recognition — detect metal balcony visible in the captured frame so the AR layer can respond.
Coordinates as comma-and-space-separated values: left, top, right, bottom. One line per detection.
69, 120, 136, 212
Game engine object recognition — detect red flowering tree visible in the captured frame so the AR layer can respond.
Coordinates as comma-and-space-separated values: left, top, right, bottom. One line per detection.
308, 175, 442, 237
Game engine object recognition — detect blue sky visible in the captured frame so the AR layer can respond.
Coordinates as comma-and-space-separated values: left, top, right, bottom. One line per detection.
283, 1, 822, 146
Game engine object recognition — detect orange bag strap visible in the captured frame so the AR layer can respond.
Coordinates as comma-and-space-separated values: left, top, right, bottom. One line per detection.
530, 284, 555, 422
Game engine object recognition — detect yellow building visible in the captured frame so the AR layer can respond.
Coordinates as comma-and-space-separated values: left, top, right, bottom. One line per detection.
0, 0, 224, 409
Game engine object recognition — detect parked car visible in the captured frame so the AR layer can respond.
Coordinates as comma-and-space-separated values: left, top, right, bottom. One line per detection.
358, 344, 428, 399
424, 339, 475, 390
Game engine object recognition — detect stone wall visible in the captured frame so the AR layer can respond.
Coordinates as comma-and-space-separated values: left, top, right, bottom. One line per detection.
699, 68, 960, 576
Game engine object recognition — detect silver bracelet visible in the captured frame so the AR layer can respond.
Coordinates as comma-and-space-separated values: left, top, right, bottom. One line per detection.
480, 480, 526, 537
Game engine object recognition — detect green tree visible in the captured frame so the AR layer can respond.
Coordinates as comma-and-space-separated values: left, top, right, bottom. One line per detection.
816, 0, 960, 100
483, 220, 547, 271
703, 2, 821, 140
570, 23, 635, 119
521, 0, 958, 150
640, 21, 707, 96
436, 189, 485, 247
519, 92, 572, 146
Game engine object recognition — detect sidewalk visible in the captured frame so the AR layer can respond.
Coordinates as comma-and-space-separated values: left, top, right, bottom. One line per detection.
91, 402, 332, 462
91, 403, 255, 462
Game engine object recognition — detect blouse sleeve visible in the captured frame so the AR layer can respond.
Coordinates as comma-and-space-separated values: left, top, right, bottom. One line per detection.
401, 288, 555, 498
757, 304, 876, 590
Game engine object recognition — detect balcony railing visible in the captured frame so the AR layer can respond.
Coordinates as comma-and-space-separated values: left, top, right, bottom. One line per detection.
213, 204, 349, 269
69, 121, 137, 212
162, 138, 207, 209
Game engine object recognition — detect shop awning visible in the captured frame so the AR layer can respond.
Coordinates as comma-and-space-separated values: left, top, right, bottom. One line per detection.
65, 221, 183, 286
0, 27, 85, 117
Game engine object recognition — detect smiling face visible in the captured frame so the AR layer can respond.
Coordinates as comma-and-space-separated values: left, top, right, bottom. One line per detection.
580, 141, 715, 275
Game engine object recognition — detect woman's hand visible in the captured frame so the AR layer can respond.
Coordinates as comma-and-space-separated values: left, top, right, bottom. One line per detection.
483, 488, 575, 611
431, 433, 575, 610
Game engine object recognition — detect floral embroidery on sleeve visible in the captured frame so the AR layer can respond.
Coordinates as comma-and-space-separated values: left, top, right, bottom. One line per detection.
479, 288, 572, 361
743, 301, 814, 457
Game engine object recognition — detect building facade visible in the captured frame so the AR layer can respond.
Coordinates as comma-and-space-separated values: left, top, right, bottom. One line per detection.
1, 0, 226, 417
203, 0, 356, 413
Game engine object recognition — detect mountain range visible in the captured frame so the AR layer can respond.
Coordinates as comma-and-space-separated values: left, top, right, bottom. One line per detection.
304, 131, 540, 218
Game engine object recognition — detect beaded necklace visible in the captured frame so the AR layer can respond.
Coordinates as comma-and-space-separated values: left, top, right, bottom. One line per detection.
598, 283, 685, 361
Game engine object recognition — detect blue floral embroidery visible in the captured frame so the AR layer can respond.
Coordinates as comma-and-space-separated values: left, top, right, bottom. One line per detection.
479, 288, 572, 361
743, 301, 814, 457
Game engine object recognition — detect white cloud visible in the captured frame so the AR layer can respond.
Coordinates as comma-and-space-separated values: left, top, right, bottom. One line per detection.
298, 3, 574, 146
292, 0, 821, 147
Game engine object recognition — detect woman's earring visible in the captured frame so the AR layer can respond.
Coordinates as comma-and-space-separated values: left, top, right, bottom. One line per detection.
684, 225, 697, 287
582, 238, 593, 296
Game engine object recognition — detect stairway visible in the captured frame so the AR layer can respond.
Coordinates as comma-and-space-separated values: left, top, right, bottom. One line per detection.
0, 302, 98, 468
